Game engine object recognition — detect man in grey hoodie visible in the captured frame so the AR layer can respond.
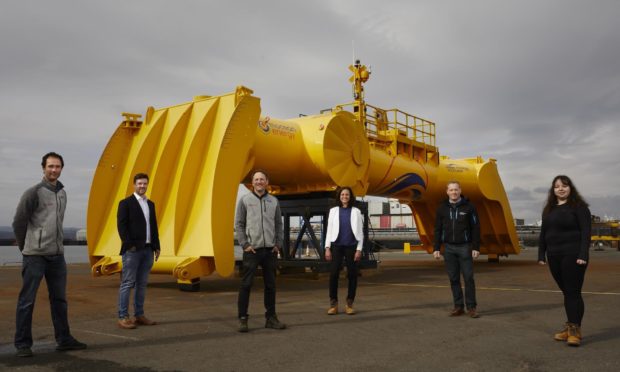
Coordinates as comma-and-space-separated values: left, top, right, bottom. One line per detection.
12, 152, 87, 357
235, 170, 286, 332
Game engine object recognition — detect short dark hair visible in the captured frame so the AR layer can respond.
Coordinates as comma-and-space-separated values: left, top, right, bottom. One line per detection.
41, 152, 64, 168
251, 169, 269, 181
446, 180, 460, 188
336, 186, 355, 208
133, 173, 149, 184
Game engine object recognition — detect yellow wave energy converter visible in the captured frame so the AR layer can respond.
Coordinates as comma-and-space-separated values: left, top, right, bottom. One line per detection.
87, 63, 519, 286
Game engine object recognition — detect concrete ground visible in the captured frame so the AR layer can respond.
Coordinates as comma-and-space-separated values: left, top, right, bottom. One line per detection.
0, 247, 619, 372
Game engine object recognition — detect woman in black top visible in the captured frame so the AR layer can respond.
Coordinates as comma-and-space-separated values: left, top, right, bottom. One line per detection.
538, 175, 591, 347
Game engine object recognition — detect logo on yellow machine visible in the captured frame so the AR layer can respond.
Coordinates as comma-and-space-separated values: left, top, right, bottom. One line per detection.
258, 117, 271, 133
258, 116, 297, 140
446, 164, 468, 173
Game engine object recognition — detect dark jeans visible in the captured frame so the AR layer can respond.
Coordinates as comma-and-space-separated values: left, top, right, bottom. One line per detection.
329, 245, 359, 303
15, 255, 74, 349
443, 243, 477, 309
547, 254, 587, 325
238, 248, 277, 318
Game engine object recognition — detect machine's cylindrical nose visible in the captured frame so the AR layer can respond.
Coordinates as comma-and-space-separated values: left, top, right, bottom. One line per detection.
249, 111, 370, 195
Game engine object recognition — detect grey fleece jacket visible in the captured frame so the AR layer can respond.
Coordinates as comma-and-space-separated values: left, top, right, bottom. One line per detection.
235, 192, 283, 249
12, 179, 66, 255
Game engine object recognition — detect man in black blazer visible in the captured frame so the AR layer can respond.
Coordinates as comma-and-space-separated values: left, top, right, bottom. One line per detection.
116, 173, 161, 329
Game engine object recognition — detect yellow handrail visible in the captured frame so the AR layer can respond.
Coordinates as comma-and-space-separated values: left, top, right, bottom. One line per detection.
334, 102, 435, 147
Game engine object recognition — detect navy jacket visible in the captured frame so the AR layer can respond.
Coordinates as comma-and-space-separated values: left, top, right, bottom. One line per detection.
433, 196, 481, 251
117, 195, 160, 255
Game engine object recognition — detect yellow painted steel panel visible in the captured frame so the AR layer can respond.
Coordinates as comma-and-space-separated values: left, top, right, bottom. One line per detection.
87, 87, 260, 280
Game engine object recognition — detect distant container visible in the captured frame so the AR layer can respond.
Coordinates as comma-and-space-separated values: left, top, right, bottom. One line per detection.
380, 215, 391, 228
76, 229, 87, 241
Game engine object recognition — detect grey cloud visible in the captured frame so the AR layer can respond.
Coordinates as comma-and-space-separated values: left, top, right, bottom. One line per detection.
507, 187, 536, 201
1, 0, 619, 227
589, 196, 620, 220
533, 187, 548, 194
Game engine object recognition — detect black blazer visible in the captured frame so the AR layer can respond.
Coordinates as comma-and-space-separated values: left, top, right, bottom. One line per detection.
117, 195, 160, 255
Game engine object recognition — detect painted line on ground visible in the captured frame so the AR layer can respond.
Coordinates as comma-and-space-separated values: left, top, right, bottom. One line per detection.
367, 282, 620, 296
74, 329, 142, 341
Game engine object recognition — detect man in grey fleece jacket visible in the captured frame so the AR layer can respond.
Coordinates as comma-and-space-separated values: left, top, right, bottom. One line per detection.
235, 170, 286, 332
12, 152, 86, 357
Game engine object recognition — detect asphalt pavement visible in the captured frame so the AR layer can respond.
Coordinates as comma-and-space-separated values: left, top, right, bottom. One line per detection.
0, 247, 619, 372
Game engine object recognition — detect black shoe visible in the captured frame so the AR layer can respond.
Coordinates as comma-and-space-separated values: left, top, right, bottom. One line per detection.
265, 315, 286, 330
56, 339, 87, 351
16, 347, 33, 357
238, 317, 249, 333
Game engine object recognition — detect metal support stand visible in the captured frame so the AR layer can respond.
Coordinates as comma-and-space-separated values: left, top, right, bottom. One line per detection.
178, 278, 201, 292
278, 192, 377, 273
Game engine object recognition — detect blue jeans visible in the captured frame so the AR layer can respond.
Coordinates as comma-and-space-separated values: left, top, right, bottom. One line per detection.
443, 243, 477, 309
15, 255, 74, 349
118, 248, 154, 319
238, 248, 277, 318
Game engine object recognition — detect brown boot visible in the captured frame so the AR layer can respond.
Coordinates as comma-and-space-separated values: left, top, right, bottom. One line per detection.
118, 317, 136, 329
566, 323, 581, 346
345, 299, 356, 315
450, 307, 465, 317
134, 315, 157, 325
467, 308, 480, 318
554, 323, 569, 341
327, 300, 338, 315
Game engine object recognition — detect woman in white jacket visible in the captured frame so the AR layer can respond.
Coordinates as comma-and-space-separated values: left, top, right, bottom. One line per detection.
325, 187, 363, 315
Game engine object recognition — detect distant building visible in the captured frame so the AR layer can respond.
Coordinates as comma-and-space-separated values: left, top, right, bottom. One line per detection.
76, 229, 87, 241
368, 198, 416, 229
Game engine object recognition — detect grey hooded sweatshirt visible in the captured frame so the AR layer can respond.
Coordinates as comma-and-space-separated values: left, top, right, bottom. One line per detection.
235, 192, 283, 249
12, 179, 66, 255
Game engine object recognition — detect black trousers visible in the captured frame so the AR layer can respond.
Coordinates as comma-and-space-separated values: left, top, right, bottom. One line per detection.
238, 248, 277, 319
444, 243, 477, 309
329, 245, 359, 302
547, 254, 587, 325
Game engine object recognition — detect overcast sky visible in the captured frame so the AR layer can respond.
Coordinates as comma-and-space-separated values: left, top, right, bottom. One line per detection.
1, 0, 619, 227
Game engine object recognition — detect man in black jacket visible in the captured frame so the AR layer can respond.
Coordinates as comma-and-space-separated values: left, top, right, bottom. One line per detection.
433, 181, 481, 318
116, 173, 161, 329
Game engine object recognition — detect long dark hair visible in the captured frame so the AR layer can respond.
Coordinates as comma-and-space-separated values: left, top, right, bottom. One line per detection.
336, 186, 355, 208
542, 175, 588, 217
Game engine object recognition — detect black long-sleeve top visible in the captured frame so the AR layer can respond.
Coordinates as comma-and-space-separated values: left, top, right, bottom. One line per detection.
538, 203, 591, 262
